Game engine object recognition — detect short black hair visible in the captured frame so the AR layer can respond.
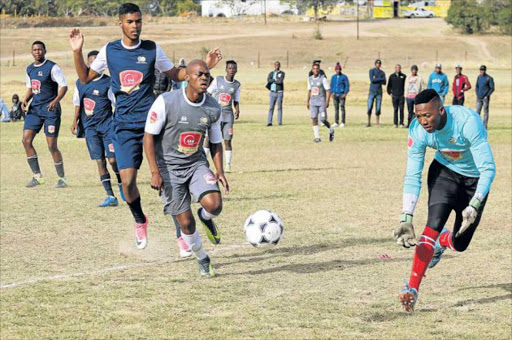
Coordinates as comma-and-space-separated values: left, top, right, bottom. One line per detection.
119, 3, 141, 17
414, 89, 440, 105
411, 64, 418, 71
375, 59, 382, 64
87, 50, 99, 59
32, 41, 46, 50
226, 60, 237, 67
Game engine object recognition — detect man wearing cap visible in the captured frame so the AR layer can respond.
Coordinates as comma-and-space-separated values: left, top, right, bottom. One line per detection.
330, 62, 350, 128
405, 65, 425, 128
475, 65, 495, 129
452, 64, 471, 106
266, 61, 285, 126
427, 64, 449, 104
387, 64, 407, 128
367, 59, 386, 127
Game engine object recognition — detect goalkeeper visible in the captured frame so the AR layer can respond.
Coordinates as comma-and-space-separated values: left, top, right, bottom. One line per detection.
393, 89, 496, 312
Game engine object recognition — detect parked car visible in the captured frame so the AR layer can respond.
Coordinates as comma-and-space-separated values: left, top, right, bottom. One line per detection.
403, 7, 435, 18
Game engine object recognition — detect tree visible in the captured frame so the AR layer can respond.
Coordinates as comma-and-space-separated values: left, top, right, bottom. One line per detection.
220, 0, 259, 16
282, 0, 338, 20
445, 0, 490, 34
497, 3, 512, 35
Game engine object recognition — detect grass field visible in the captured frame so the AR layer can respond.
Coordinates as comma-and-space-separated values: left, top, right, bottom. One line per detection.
1, 17, 511, 339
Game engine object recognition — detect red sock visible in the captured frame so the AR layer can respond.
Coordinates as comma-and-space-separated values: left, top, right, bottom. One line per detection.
409, 227, 439, 291
438, 230, 454, 250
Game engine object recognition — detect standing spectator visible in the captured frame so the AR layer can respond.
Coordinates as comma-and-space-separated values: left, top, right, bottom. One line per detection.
309, 60, 326, 77
427, 64, 449, 103
330, 62, 350, 128
367, 59, 386, 127
476, 65, 495, 129
10, 94, 25, 121
405, 65, 424, 127
266, 61, 285, 126
387, 64, 407, 128
452, 64, 471, 106
0, 98, 10, 122
153, 68, 171, 96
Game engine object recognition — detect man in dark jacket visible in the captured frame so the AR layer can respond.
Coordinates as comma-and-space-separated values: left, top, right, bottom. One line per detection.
475, 65, 494, 129
387, 64, 407, 128
367, 59, 386, 127
10, 94, 25, 121
153, 69, 171, 96
266, 61, 285, 126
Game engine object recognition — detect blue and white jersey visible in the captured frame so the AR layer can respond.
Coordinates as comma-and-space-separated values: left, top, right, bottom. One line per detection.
90, 39, 173, 127
73, 74, 115, 131
26, 59, 67, 109
403, 105, 496, 212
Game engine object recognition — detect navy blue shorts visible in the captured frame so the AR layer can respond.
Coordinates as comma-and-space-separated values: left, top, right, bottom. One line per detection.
112, 123, 145, 170
85, 124, 115, 160
24, 106, 61, 137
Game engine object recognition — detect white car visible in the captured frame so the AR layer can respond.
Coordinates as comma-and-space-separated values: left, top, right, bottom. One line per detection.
403, 8, 435, 18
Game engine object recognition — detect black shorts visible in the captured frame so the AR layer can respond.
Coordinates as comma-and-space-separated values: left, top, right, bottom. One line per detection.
427, 160, 488, 251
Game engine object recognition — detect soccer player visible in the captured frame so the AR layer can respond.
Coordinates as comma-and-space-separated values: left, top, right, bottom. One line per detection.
307, 63, 334, 143
69, 2, 222, 250
427, 64, 449, 104
71, 50, 124, 207
394, 89, 496, 312
452, 64, 471, 106
205, 60, 240, 172
22, 41, 68, 188
143, 60, 228, 277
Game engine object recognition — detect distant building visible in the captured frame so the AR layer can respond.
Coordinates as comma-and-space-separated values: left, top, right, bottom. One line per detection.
370, 0, 451, 19
201, 0, 298, 18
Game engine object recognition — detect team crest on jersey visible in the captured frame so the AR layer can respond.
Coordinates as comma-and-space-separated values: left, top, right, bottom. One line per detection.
440, 149, 462, 161
137, 56, 147, 64
83, 98, 96, 116
203, 173, 217, 186
230, 87, 234, 92
408, 136, 414, 148
449, 137, 457, 144
179, 116, 188, 124
220, 85, 225, 89
37, 71, 43, 77
219, 93, 232, 106
119, 70, 143, 94
92, 89, 100, 96
31, 79, 41, 94
178, 132, 202, 154
199, 117, 208, 125
149, 111, 158, 123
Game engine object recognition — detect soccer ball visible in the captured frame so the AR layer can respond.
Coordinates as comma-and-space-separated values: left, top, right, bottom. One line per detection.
244, 210, 284, 247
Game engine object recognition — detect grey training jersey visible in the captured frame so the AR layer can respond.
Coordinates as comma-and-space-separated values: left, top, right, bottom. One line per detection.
145, 88, 222, 170
308, 75, 329, 106
210, 75, 241, 117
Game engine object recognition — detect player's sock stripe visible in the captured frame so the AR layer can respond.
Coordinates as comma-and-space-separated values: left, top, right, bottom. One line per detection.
417, 241, 435, 248
27, 155, 38, 159
421, 235, 436, 244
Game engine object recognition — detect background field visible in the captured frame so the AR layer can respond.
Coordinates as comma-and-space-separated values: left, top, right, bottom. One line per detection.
1, 18, 511, 339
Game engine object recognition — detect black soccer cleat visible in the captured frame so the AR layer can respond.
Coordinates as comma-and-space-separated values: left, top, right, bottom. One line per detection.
198, 208, 220, 245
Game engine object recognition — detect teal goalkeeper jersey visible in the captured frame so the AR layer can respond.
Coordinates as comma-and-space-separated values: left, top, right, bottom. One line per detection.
404, 105, 496, 201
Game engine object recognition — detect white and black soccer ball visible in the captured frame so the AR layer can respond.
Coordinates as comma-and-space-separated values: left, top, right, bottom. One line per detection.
244, 210, 284, 247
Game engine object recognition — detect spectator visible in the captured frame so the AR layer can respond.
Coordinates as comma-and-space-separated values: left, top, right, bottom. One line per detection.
10, 94, 25, 121
266, 61, 285, 126
387, 64, 407, 128
476, 65, 495, 129
427, 63, 449, 103
330, 62, 350, 128
309, 59, 326, 77
452, 64, 471, 106
405, 65, 424, 127
0, 98, 10, 122
367, 59, 386, 127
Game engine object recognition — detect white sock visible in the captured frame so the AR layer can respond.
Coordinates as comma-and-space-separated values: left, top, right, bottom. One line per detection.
204, 147, 210, 159
200, 207, 216, 221
181, 229, 207, 260
313, 125, 320, 139
226, 150, 232, 165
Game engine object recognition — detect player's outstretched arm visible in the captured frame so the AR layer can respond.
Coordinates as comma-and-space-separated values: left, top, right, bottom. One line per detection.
69, 28, 99, 84
211, 142, 229, 195
164, 48, 222, 82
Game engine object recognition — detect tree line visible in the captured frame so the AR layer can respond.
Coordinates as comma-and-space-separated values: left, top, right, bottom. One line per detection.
446, 0, 511, 35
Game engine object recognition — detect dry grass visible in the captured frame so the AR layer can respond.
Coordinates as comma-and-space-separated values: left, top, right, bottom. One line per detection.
1, 18, 511, 340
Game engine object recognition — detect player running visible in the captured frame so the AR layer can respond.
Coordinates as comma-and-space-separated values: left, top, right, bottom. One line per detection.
143, 60, 228, 278
307, 63, 334, 143
205, 60, 241, 173
69, 3, 221, 250
394, 89, 496, 312
71, 50, 124, 207
22, 41, 68, 188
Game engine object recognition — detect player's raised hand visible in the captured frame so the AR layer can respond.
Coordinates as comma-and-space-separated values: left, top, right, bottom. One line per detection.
205, 48, 222, 69
150, 171, 164, 194
217, 173, 229, 195
393, 220, 417, 248
69, 28, 84, 52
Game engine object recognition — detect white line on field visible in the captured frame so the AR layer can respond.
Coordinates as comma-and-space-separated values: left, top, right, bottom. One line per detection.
0, 243, 247, 290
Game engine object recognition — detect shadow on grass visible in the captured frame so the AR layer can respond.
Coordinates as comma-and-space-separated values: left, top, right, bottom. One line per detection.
452, 282, 512, 307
